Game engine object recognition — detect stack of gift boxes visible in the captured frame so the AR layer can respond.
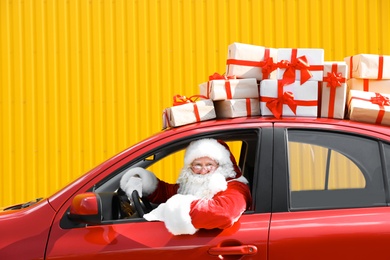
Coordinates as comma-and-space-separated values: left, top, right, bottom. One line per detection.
345, 54, 390, 126
162, 42, 390, 129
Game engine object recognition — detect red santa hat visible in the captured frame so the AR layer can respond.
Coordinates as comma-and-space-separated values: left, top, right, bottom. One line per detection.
183, 138, 242, 179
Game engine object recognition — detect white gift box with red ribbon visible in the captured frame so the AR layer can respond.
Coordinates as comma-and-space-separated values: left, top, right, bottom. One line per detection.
344, 54, 390, 79
214, 98, 260, 118
320, 62, 348, 119
347, 90, 390, 126
162, 96, 216, 129
199, 74, 258, 101
259, 79, 319, 118
226, 42, 278, 80
276, 48, 324, 85
347, 78, 390, 94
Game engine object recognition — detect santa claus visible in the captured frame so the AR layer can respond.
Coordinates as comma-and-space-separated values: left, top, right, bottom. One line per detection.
120, 138, 252, 235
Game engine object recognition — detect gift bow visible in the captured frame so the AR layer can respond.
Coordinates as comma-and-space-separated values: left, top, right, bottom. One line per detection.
323, 71, 345, 88
209, 72, 236, 81
208, 73, 236, 99
259, 57, 278, 79
370, 93, 390, 106
266, 91, 297, 119
371, 93, 390, 124
173, 95, 207, 106
278, 55, 312, 86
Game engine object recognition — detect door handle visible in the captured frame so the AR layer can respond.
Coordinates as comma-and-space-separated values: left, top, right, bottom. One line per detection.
208, 245, 257, 256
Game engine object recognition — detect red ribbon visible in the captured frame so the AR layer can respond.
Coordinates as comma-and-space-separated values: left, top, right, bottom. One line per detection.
260, 80, 318, 119
192, 104, 200, 122
163, 110, 171, 128
226, 48, 278, 79
163, 104, 201, 128
349, 55, 384, 80
245, 98, 252, 116
350, 93, 390, 124
363, 79, 369, 91
208, 73, 236, 99
323, 63, 346, 117
378, 55, 384, 80
371, 92, 390, 106
349, 56, 353, 79
278, 49, 323, 86
265, 91, 297, 119
171, 94, 209, 125
163, 95, 207, 128
371, 93, 389, 124
259, 48, 278, 79
262, 81, 296, 119
323, 72, 345, 88
371, 93, 390, 125
259, 57, 278, 79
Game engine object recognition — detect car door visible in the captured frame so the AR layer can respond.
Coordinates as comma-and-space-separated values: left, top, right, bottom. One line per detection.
269, 125, 390, 260
45, 127, 273, 260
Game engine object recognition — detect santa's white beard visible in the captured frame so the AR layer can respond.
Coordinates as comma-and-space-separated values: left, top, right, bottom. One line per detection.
176, 167, 229, 199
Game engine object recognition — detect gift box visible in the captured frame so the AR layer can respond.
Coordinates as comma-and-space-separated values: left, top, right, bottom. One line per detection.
347, 78, 390, 94
320, 62, 348, 119
259, 79, 319, 118
199, 75, 258, 101
277, 48, 324, 85
347, 90, 390, 126
214, 98, 260, 118
226, 42, 278, 81
162, 96, 216, 129
344, 54, 390, 79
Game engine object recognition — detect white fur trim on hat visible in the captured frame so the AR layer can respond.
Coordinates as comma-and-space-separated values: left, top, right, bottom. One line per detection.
184, 138, 232, 167
120, 167, 158, 198
144, 194, 198, 235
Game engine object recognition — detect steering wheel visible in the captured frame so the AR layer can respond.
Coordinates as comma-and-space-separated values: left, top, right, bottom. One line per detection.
131, 190, 153, 218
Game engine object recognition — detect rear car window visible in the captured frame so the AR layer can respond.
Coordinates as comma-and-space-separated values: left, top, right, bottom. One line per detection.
287, 130, 386, 211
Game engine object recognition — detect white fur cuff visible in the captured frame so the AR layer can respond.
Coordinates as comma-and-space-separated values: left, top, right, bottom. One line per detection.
144, 194, 198, 235
120, 167, 158, 198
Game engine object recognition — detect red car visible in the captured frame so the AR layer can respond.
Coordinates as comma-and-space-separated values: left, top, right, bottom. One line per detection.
2, 117, 390, 260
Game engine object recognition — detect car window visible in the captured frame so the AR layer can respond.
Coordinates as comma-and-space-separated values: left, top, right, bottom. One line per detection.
383, 142, 390, 201
287, 130, 386, 211
89, 130, 261, 224
289, 142, 365, 190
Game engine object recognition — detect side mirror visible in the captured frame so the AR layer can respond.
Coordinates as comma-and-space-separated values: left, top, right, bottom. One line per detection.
68, 192, 122, 224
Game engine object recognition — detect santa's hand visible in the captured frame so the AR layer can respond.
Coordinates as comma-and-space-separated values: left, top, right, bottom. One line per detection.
120, 167, 158, 199
207, 172, 228, 195
144, 194, 198, 235
124, 176, 143, 198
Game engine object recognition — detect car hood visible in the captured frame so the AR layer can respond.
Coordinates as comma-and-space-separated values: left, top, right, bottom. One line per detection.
0, 198, 44, 213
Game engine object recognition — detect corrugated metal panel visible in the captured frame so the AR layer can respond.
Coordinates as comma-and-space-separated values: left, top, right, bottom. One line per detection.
1, 0, 389, 207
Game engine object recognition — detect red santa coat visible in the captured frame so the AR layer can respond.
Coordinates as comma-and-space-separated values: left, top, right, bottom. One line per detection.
146, 177, 252, 231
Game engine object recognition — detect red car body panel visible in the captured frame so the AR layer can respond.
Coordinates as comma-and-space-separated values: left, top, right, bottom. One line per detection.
0, 200, 56, 259
269, 207, 390, 259
45, 214, 270, 259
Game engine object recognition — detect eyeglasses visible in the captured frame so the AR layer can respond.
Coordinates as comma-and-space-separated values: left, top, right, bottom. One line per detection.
190, 163, 219, 173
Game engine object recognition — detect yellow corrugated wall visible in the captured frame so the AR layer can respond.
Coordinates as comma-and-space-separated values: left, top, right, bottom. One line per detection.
1, 0, 389, 207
